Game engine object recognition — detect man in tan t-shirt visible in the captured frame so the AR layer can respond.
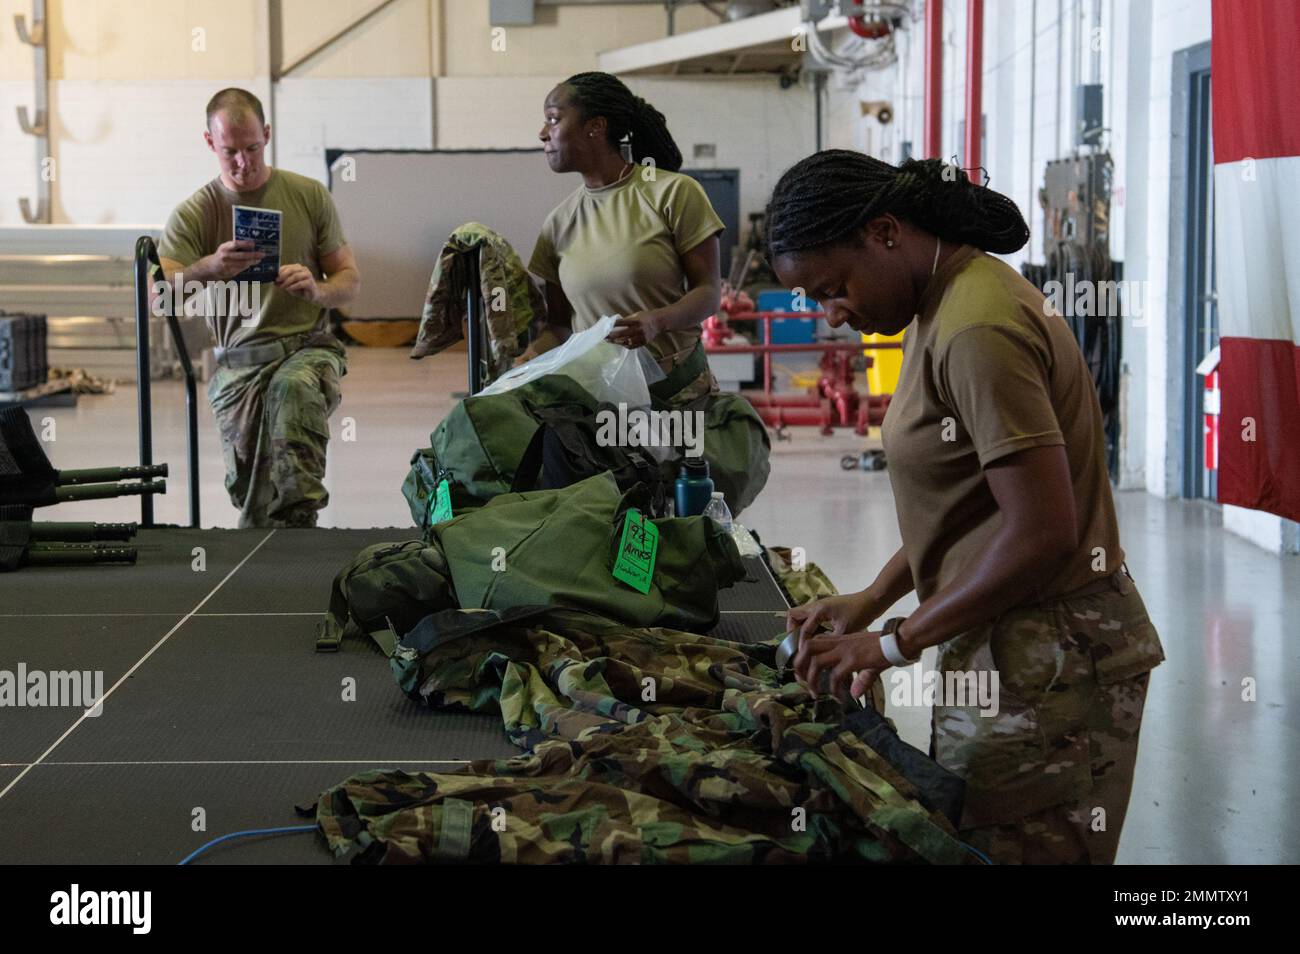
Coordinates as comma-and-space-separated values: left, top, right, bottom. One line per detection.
158, 88, 360, 528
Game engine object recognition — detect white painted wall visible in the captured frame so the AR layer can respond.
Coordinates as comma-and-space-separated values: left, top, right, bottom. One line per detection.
273, 76, 434, 181
0, 4, 794, 232
0, 76, 432, 226
440, 72, 815, 246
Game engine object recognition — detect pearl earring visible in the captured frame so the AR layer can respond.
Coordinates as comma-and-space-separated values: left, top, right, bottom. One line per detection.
886, 240, 894, 248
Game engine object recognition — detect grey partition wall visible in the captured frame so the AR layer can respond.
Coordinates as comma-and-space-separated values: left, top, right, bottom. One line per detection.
327, 149, 579, 320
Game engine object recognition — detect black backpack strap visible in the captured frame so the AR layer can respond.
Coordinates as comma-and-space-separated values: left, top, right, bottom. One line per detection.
314, 576, 351, 652
508, 423, 547, 494
622, 449, 668, 517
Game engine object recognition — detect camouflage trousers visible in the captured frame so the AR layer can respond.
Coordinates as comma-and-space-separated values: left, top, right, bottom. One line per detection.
207, 339, 346, 528
930, 569, 1165, 864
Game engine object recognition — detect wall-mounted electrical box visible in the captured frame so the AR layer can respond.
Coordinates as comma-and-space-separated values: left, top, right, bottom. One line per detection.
1076, 84, 1104, 146
489, 0, 535, 26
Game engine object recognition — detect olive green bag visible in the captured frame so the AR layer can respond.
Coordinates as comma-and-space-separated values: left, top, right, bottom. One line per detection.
322, 473, 748, 652
315, 540, 456, 653
431, 472, 748, 633
402, 374, 600, 530
689, 391, 772, 516
404, 382, 773, 528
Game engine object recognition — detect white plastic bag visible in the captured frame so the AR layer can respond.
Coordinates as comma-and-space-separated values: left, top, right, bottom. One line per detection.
478, 314, 652, 408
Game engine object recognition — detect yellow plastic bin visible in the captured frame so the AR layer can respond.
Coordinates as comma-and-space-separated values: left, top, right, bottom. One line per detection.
862, 331, 904, 396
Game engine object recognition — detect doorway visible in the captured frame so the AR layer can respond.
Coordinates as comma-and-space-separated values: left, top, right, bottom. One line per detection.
1171, 42, 1217, 502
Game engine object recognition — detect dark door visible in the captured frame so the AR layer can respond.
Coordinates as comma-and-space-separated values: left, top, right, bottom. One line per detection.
681, 168, 739, 280
1182, 59, 1218, 501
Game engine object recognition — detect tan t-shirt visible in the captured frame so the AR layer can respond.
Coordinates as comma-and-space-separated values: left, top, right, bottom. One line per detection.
881, 244, 1122, 604
159, 168, 346, 349
528, 168, 724, 401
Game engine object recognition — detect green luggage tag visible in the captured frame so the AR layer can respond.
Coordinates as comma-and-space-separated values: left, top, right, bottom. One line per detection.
612, 508, 658, 594
429, 479, 454, 525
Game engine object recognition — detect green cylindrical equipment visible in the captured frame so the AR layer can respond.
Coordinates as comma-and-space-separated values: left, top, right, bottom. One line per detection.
55, 463, 168, 485
28, 522, 139, 542
54, 478, 166, 503
24, 543, 138, 565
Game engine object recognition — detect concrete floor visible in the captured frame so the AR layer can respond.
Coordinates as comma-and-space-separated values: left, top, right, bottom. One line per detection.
10, 345, 1299, 863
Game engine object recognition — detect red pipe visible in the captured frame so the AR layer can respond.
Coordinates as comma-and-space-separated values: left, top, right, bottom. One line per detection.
743, 393, 822, 408
724, 311, 827, 321
754, 404, 837, 436
751, 402, 888, 436
704, 343, 869, 355
763, 307, 771, 403
924, 0, 943, 159
964, 0, 984, 171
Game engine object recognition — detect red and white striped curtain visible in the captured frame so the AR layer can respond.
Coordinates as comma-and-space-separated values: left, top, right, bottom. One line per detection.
1212, 0, 1300, 522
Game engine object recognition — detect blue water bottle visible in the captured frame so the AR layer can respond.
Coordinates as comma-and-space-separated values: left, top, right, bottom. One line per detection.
675, 458, 714, 517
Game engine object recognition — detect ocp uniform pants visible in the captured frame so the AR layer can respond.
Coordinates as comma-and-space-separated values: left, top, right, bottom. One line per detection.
930, 570, 1165, 864
207, 341, 346, 528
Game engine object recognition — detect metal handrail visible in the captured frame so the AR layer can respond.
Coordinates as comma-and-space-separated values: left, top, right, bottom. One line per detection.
462, 243, 484, 396
132, 235, 200, 528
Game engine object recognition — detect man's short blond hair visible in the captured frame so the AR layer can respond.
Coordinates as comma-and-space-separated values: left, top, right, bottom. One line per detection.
205, 88, 265, 129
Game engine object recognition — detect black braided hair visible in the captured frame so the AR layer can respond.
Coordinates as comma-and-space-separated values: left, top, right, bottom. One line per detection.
765, 150, 1029, 258
560, 72, 683, 172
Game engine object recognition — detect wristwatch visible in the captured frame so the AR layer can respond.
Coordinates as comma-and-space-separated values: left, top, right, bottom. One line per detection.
879, 616, 919, 667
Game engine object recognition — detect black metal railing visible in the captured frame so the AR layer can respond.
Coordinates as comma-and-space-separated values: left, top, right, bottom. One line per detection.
133, 235, 200, 528
462, 244, 484, 396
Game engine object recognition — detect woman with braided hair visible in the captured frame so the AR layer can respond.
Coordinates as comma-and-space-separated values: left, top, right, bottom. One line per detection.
526, 72, 724, 406
773, 150, 1164, 864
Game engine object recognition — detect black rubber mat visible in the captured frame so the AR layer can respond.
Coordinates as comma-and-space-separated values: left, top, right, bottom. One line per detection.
711, 611, 787, 645
0, 529, 268, 615
712, 548, 789, 645
0, 615, 189, 763
0, 762, 380, 864
202, 528, 410, 614
49, 616, 518, 764
0, 527, 792, 863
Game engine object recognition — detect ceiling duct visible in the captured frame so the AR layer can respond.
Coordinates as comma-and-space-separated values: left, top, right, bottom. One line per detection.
802, 0, 911, 73
726, 0, 784, 19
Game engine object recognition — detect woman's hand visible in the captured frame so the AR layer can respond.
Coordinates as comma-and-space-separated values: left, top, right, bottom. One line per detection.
793, 630, 889, 701
606, 311, 663, 349
518, 324, 566, 364
785, 590, 881, 642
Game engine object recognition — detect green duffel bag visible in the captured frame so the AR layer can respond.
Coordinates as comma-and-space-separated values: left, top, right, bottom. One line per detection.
401, 447, 460, 530
693, 391, 772, 516
401, 374, 601, 531
432, 472, 747, 633
315, 540, 456, 653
